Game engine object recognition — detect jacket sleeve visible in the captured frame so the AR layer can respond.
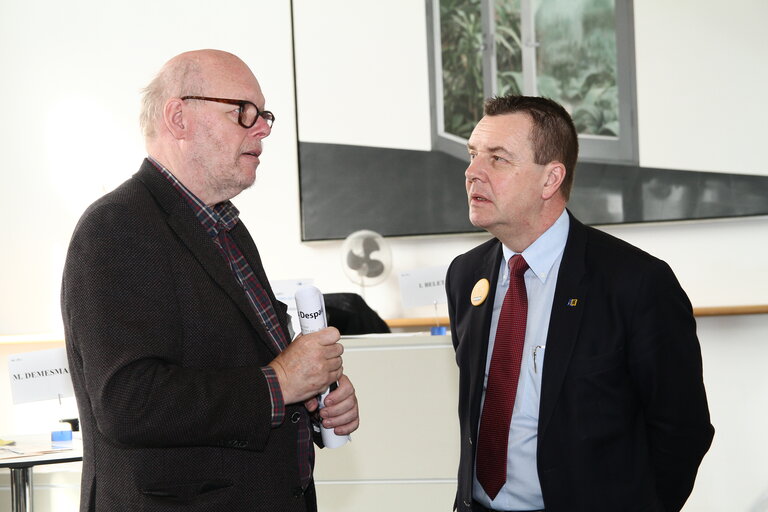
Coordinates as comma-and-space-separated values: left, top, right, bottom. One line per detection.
61, 200, 277, 451
627, 260, 715, 511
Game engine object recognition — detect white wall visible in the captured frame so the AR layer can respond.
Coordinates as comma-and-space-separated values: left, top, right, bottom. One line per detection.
0, 0, 298, 334
1, 0, 767, 335
688, 315, 768, 512
634, 0, 768, 175
1, 1, 767, 511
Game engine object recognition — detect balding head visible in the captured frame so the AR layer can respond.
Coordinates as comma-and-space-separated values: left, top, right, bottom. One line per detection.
139, 50, 270, 205
139, 50, 252, 139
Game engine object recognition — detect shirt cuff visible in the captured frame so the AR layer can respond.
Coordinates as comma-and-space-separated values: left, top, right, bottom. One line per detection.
261, 366, 285, 427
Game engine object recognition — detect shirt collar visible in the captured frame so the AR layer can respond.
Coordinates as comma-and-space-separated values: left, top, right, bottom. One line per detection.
501, 209, 569, 284
148, 156, 240, 236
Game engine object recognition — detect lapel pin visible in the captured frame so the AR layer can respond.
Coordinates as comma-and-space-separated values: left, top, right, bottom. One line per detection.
471, 278, 490, 306
567, 298, 579, 307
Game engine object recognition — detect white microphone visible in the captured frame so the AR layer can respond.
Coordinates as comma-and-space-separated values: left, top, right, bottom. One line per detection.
294, 285, 350, 448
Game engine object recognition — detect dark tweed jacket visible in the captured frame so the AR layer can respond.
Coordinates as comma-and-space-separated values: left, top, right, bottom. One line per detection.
61, 159, 314, 511
446, 212, 714, 512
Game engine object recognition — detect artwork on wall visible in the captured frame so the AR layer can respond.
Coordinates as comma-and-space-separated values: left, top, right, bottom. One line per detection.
433, 0, 638, 164
292, 0, 768, 241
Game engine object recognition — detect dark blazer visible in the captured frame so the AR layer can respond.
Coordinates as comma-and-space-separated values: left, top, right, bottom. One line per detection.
61, 159, 316, 511
446, 212, 714, 512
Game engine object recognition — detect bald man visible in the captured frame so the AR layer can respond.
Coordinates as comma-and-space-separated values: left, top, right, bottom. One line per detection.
62, 50, 359, 512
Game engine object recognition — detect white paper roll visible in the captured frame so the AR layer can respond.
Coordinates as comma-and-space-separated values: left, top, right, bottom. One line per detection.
294, 285, 350, 448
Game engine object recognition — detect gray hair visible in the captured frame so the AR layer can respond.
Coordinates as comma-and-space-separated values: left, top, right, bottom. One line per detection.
139, 58, 203, 138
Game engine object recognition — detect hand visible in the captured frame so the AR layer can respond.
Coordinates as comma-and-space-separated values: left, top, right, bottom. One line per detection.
268, 327, 343, 405
317, 374, 359, 436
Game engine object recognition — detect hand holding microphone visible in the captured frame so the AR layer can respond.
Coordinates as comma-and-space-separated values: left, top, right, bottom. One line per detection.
294, 285, 351, 448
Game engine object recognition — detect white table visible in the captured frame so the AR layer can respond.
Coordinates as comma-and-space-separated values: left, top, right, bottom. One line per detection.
0, 436, 82, 512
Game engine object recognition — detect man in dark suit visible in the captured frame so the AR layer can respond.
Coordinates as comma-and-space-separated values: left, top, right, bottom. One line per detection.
61, 49, 359, 512
446, 96, 713, 512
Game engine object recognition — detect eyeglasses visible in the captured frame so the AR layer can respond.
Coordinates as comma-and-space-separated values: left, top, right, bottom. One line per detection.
180, 96, 275, 129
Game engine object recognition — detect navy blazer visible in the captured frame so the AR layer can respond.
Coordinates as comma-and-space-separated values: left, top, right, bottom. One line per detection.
446, 212, 714, 512
62, 159, 315, 511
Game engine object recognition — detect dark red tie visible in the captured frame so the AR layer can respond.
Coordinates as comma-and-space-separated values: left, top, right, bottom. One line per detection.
476, 254, 529, 499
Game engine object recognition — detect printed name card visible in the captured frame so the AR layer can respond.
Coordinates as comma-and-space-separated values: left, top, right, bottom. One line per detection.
8, 348, 74, 404
398, 265, 448, 310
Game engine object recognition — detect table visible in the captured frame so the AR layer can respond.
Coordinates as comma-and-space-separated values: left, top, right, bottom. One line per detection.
0, 436, 82, 512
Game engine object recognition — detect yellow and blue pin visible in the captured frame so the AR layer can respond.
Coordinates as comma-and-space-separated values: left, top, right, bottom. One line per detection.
470, 278, 490, 306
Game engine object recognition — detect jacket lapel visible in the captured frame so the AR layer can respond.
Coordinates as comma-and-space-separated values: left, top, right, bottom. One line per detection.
230, 222, 291, 336
134, 160, 280, 356
538, 212, 588, 436
467, 241, 504, 439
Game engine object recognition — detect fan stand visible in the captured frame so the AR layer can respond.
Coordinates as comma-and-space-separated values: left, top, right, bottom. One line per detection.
356, 267, 369, 300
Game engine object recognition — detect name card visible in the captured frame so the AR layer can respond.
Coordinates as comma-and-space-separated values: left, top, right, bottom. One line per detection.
399, 265, 448, 310
8, 348, 74, 404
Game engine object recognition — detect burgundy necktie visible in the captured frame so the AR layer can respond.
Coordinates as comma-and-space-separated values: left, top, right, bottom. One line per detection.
476, 254, 529, 499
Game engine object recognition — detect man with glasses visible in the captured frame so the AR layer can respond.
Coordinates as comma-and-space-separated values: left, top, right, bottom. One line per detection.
61, 49, 359, 512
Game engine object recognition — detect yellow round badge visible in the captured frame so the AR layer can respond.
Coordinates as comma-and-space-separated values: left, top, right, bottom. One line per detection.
470, 278, 490, 306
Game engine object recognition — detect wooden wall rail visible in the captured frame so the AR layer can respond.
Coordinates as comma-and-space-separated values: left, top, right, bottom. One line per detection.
385, 305, 768, 329
692, 305, 768, 317
0, 306, 766, 342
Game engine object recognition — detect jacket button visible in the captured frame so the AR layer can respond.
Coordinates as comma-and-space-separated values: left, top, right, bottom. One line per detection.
290, 411, 302, 423
293, 487, 304, 497
468, 436, 472, 445
463, 499, 472, 508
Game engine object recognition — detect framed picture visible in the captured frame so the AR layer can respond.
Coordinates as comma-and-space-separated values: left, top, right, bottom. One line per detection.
292, 0, 768, 241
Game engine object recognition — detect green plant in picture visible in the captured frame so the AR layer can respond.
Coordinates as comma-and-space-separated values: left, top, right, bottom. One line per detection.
440, 0, 484, 139
535, 0, 619, 136
440, 0, 618, 139
495, 0, 523, 97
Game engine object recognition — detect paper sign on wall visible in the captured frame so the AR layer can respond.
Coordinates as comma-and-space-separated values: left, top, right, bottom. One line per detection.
8, 348, 74, 405
398, 265, 448, 310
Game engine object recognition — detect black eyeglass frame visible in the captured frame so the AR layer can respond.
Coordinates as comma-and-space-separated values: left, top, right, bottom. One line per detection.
180, 96, 275, 129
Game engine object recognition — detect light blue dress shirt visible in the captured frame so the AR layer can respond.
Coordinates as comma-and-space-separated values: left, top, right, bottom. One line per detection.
473, 210, 569, 510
